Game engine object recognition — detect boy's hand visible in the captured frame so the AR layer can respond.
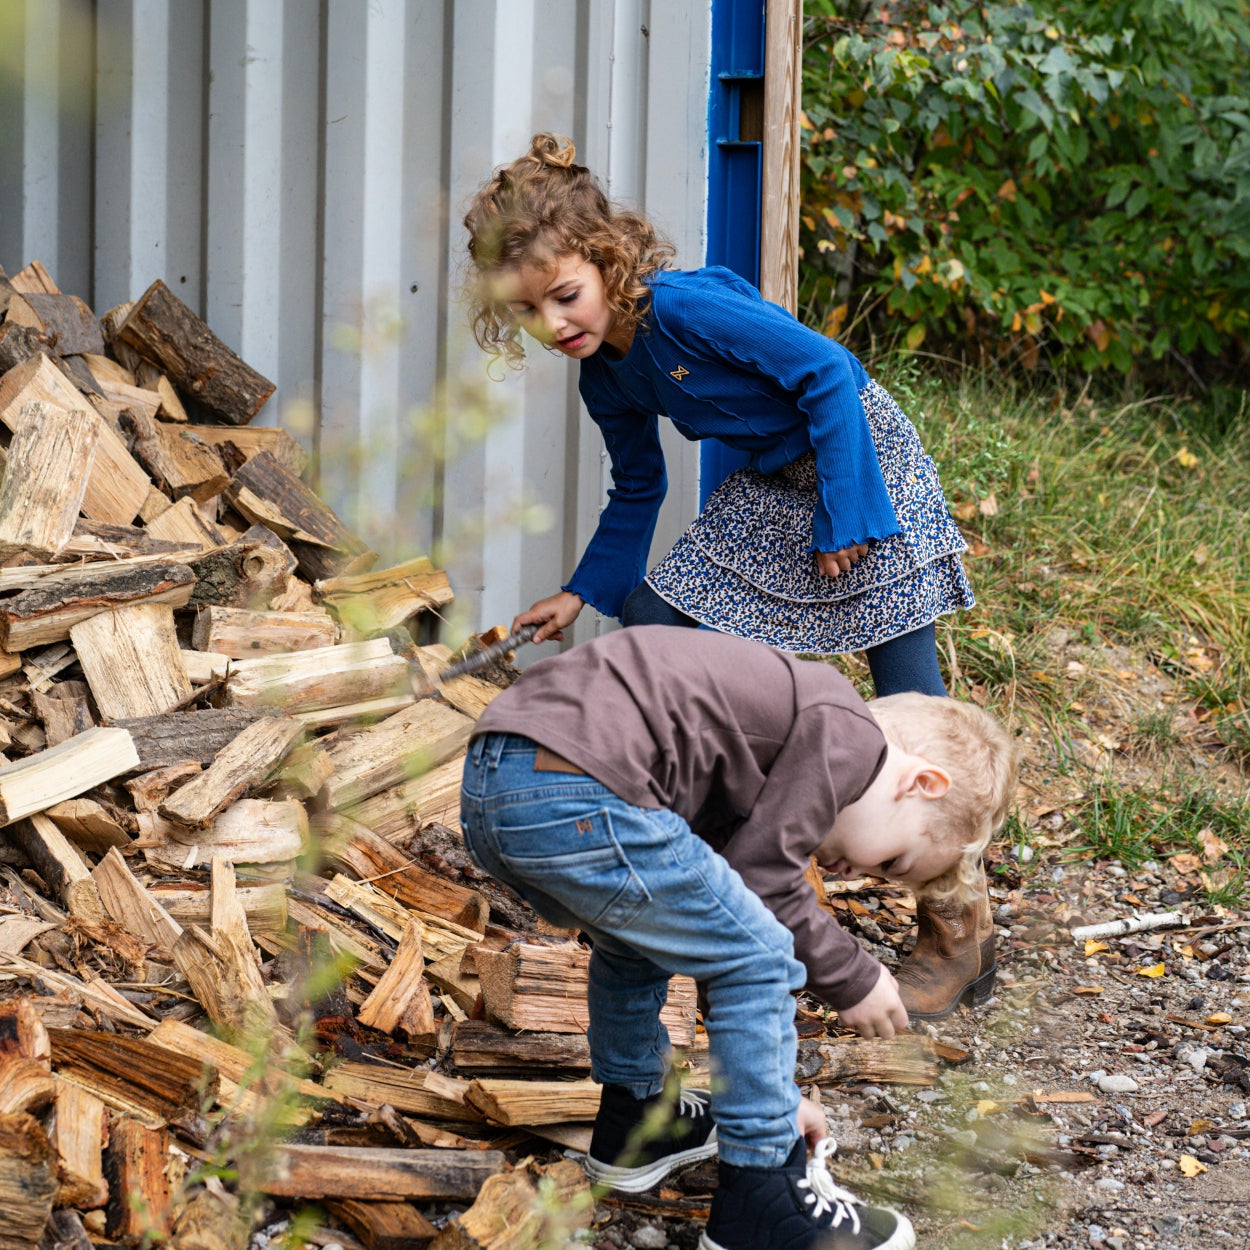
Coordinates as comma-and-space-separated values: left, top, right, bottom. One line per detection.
815, 544, 870, 578
797, 1094, 829, 1149
512, 591, 584, 644
838, 966, 909, 1039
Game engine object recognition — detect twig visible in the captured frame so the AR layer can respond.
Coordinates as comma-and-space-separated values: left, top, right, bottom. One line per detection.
1070, 912, 1190, 942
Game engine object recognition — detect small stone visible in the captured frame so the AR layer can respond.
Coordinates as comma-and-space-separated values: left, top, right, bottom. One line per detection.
1228, 1101, 1247, 1119
1088, 1224, 1105, 1243
1001, 1074, 1017, 1086
1208, 1137, 1229, 1153
950, 1130, 978, 1147
1105, 1238, 1127, 1250
1153, 1215, 1183, 1235
1107, 865, 1128, 878
1187, 1049, 1209, 1073
916, 1089, 945, 1103
859, 1086, 884, 1099
1098, 1075, 1139, 1094
1095, 1178, 1125, 1192
630, 1225, 667, 1249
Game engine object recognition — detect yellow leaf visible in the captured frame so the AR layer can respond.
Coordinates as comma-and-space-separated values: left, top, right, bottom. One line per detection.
824, 304, 850, 338
978, 493, 999, 517
1176, 446, 1199, 469
1084, 940, 1109, 956
1176, 944, 1195, 959
1189, 1119, 1216, 1134
800, 110, 815, 130
997, 178, 1018, 201
1072, 986, 1103, 996
1207, 1013, 1232, 1025
1039, 289, 1056, 305
1170, 852, 1202, 875
953, 501, 978, 522
1087, 320, 1111, 352
1136, 963, 1166, 978
1045, 25, 1061, 37
905, 324, 927, 351
976, 1099, 1004, 1115
1179, 1155, 1207, 1178
1199, 828, 1229, 863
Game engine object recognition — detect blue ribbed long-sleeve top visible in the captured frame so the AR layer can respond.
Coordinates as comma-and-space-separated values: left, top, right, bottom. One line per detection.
563, 266, 901, 619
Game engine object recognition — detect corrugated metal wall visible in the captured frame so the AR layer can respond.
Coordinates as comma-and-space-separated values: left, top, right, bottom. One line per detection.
0, 0, 711, 651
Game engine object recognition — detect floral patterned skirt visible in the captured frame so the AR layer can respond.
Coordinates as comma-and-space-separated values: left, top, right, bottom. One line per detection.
645, 380, 975, 655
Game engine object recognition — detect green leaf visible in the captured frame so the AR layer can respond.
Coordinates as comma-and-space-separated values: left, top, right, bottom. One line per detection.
1124, 185, 1151, 218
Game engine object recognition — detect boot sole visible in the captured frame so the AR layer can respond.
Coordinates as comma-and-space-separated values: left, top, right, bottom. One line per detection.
905, 964, 997, 1022
584, 1127, 718, 1194
698, 1207, 916, 1250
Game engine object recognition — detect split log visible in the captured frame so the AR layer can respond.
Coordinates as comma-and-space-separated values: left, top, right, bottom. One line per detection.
450, 1020, 591, 1076
0, 322, 51, 373
104, 1117, 171, 1241
0, 727, 138, 826
225, 639, 409, 715
126, 762, 205, 812
261, 1144, 504, 1202
428, 1159, 591, 1250
0, 1112, 59, 1249
181, 648, 231, 685
118, 279, 275, 424
43, 797, 131, 854
321, 815, 488, 933
358, 920, 435, 1037
0, 354, 150, 525
0, 561, 195, 651
412, 646, 503, 721
811, 1035, 939, 1087
293, 693, 416, 730
49, 1029, 213, 1127
113, 706, 273, 771
192, 605, 339, 658
0, 917, 55, 956
425, 953, 479, 1016
0, 1055, 55, 1116
139, 485, 173, 522
285, 896, 387, 975
144, 495, 228, 550
271, 740, 333, 799
8, 260, 58, 294
317, 557, 453, 636
322, 875, 479, 964
0, 402, 100, 558
47, 1079, 108, 1208
142, 798, 308, 869
122, 407, 229, 502
65, 517, 202, 560
322, 699, 474, 811
187, 525, 297, 609
158, 715, 304, 828
139, 368, 189, 423
464, 1078, 600, 1127
91, 847, 183, 949
71, 603, 192, 719
184, 423, 308, 477
477, 943, 697, 1046
339, 753, 463, 841
325, 1199, 437, 1250
71, 361, 160, 420
171, 860, 284, 1042
167, 1189, 251, 1250
31, 681, 95, 748
8, 814, 106, 921
320, 1064, 481, 1123
0, 998, 50, 1063
4, 293, 104, 356
224, 450, 375, 581
148, 879, 286, 935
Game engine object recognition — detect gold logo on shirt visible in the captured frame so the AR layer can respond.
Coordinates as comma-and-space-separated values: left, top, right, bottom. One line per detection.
669, 365, 690, 382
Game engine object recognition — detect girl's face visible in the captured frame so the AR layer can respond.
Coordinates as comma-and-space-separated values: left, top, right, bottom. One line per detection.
496, 253, 633, 359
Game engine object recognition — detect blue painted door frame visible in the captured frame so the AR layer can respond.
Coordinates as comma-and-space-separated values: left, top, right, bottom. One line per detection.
701, 0, 768, 505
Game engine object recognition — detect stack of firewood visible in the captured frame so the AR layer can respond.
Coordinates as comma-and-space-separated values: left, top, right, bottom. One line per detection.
0, 259, 708, 1250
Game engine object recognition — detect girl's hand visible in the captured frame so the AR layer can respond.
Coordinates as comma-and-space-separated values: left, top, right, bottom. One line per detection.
797, 1094, 829, 1149
512, 591, 585, 644
815, 544, 870, 578
837, 965, 909, 1039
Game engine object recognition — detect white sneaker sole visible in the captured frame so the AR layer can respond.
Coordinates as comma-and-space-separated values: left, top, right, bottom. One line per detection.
697, 1207, 916, 1250
584, 1126, 718, 1194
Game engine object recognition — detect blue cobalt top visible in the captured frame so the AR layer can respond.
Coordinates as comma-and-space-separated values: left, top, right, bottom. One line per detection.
566, 266, 901, 618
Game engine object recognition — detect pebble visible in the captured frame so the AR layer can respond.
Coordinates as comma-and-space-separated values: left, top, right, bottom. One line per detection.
916, 1089, 945, 1103
1088, 1224, 1105, 1243
1098, 1074, 1139, 1094
1229, 1101, 1247, 1119
950, 1129, 978, 1147
1106, 1238, 1127, 1250
1187, 1049, 1209, 1073
630, 1225, 667, 1249
1095, 1177, 1125, 1192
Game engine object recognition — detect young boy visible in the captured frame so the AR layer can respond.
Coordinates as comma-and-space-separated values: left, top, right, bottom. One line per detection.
460, 627, 1016, 1250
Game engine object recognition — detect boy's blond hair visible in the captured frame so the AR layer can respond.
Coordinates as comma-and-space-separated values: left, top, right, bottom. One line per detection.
868, 693, 1019, 903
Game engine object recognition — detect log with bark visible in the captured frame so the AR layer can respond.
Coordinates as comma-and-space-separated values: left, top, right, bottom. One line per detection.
191, 605, 339, 658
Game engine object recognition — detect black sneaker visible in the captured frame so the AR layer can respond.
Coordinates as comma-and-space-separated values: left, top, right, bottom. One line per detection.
699, 1138, 914, 1250
584, 1083, 718, 1193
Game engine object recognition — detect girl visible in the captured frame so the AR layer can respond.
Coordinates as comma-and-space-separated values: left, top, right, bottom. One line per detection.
463, 133, 993, 1023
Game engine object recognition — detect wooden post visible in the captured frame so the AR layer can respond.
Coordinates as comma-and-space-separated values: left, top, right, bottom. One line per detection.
760, 0, 804, 313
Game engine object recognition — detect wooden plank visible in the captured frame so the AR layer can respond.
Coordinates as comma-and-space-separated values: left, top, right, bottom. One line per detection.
0, 402, 100, 558
760, 0, 803, 314
192, 605, 339, 658
322, 700, 473, 811
224, 450, 376, 581
0, 727, 139, 827
71, 603, 192, 719
0, 354, 150, 525
158, 715, 304, 828
0, 561, 195, 651
261, 1145, 504, 1202
0, 1111, 59, 1248
144, 494, 228, 551
118, 279, 275, 425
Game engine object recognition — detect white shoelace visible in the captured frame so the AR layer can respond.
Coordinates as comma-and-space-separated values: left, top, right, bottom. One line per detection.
677, 1088, 709, 1117
797, 1138, 862, 1233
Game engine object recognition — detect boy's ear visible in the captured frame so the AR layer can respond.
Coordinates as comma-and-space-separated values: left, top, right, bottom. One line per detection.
900, 761, 951, 801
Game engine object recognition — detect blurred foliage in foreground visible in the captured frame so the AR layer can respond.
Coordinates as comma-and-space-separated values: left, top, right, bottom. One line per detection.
798, 0, 1250, 385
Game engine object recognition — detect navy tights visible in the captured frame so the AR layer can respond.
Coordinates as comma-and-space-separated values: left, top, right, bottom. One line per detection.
620, 580, 946, 698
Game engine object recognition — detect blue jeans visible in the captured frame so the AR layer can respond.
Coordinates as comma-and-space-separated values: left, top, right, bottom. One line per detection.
460, 733, 806, 1167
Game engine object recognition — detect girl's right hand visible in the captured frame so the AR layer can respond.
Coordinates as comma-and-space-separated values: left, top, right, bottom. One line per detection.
512, 591, 585, 644
815, 544, 870, 578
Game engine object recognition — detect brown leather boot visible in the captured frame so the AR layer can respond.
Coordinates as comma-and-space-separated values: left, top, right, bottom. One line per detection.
896, 883, 997, 1021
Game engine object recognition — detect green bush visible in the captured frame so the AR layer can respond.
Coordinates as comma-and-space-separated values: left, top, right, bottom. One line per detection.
799, 0, 1250, 378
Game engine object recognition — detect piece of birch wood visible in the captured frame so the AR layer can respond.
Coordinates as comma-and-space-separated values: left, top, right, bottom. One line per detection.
71, 603, 192, 719
0, 402, 100, 558
158, 715, 304, 828
1069, 912, 1190, 942
0, 727, 138, 826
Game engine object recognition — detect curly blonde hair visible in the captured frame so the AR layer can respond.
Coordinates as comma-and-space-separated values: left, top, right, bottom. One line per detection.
867, 693, 1020, 904
463, 133, 675, 367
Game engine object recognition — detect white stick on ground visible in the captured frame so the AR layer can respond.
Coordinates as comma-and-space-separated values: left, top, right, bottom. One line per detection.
1070, 912, 1191, 942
